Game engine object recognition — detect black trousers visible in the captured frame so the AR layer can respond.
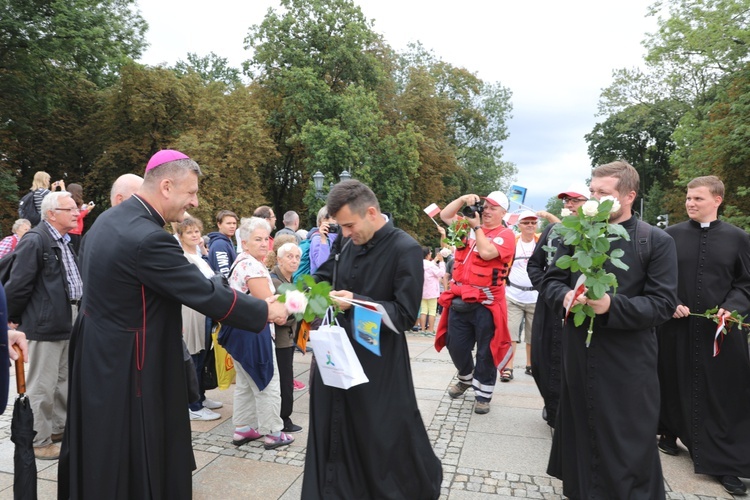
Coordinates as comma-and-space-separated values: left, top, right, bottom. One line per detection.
275, 345, 295, 427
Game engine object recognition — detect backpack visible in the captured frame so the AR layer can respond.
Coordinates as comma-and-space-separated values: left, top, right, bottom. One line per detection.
18, 190, 42, 226
292, 238, 312, 283
0, 227, 53, 285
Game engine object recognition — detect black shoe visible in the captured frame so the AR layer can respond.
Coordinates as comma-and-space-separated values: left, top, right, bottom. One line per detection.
657, 435, 679, 456
283, 423, 303, 433
717, 475, 747, 495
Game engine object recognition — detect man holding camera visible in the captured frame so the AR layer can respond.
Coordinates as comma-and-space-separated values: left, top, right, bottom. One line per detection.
435, 191, 515, 414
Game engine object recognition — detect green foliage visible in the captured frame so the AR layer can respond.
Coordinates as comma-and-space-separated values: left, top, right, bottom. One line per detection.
174, 52, 243, 89
277, 274, 337, 323
553, 198, 630, 346
442, 219, 471, 249
0, 0, 516, 237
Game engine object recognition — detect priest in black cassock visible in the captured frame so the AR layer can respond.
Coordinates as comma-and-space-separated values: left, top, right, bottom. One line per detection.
57, 150, 290, 499
303, 180, 442, 499
542, 161, 677, 499
657, 175, 750, 496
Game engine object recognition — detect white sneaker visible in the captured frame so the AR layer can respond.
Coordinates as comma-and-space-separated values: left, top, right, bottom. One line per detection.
189, 408, 221, 421
203, 398, 223, 410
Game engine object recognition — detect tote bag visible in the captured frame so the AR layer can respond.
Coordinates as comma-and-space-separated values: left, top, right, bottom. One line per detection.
308, 308, 368, 390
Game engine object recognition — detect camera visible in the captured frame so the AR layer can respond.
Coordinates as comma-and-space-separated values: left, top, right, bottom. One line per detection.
461, 203, 484, 218
327, 223, 339, 234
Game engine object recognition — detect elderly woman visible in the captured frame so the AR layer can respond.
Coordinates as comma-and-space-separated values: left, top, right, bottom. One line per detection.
270, 241, 303, 433
176, 217, 223, 421
0, 219, 31, 258
225, 217, 294, 450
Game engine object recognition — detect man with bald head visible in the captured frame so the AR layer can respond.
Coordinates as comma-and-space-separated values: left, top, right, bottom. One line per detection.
59, 150, 289, 499
109, 173, 143, 206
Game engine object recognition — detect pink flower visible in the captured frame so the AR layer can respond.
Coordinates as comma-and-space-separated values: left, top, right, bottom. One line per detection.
284, 290, 308, 314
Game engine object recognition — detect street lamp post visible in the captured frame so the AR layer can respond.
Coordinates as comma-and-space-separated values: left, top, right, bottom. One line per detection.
313, 171, 325, 200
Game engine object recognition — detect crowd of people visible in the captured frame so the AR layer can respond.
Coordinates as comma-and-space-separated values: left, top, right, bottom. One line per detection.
1, 153, 749, 498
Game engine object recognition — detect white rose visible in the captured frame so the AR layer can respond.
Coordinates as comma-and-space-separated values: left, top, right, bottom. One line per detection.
284, 290, 308, 314
600, 196, 621, 214
560, 208, 572, 217
581, 200, 600, 217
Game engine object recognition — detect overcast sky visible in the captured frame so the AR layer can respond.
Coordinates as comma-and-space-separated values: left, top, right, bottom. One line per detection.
138, 0, 659, 210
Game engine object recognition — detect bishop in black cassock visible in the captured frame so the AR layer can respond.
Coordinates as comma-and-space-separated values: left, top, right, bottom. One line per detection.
58, 151, 287, 499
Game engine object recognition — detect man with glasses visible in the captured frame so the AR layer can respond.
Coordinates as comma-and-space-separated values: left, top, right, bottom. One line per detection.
527, 183, 589, 427
5, 191, 82, 460
502, 210, 540, 382
436, 191, 516, 414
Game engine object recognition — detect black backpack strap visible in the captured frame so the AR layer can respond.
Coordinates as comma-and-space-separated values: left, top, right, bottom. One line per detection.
635, 219, 652, 269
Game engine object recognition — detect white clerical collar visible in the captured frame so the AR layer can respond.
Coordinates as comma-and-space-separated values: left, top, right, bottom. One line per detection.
700, 222, 711, 228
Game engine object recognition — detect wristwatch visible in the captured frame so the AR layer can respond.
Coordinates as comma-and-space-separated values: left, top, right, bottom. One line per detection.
474, 226, 482, 231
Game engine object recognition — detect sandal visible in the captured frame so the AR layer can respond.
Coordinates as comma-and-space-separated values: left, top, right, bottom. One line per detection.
264, 432, 295, 450
500, 368, 514, 382
525, 366, 532, 376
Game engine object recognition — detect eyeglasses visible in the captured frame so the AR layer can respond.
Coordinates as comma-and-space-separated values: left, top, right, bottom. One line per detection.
562, 197, 587, 203
519, 221, 537, 225
54, 208, 80, 213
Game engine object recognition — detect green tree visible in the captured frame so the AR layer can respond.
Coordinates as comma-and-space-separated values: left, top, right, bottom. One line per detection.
0, 0, 147, 226
585, 100, 684, 197
245, 0, 401, 225
174, 52, 243, 89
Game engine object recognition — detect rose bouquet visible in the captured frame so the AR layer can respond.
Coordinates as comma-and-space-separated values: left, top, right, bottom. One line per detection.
442, 219, 471, 249
551, 196, 630, 346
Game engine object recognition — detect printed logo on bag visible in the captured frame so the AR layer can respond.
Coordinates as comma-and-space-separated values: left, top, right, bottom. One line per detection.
325, 351, 335, 366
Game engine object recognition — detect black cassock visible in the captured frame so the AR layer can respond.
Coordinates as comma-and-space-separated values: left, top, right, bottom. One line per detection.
303, 222, 442, 499
58, 196, 269, 499
542, 215, 677, 499
658, 219, 750, 477
527, 222, 564, 428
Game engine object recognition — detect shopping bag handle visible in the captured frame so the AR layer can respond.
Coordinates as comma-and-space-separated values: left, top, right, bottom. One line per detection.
13, 344, 25, 395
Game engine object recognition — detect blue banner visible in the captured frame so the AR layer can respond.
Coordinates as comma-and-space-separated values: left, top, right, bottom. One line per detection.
353, 304, 382, 356
508, 185, 527, 204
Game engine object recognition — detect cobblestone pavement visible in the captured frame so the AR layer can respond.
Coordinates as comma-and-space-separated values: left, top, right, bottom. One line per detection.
0, 334, 743, 498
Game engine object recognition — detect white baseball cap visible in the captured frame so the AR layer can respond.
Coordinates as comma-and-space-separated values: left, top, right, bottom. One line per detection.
481, 191, 510, 210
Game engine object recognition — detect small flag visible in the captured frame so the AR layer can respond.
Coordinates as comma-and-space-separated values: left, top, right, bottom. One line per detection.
564, 274, 587, 324
713, 316, 726, 357
423, 203, 440, 218
353, 304, 382, 356
503, 211, 522, 226
509, 185, 527, 204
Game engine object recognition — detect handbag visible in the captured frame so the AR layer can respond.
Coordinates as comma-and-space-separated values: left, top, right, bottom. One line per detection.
201, 341, 219, 391
308, 308, 369, 390
212, 324, 236, 390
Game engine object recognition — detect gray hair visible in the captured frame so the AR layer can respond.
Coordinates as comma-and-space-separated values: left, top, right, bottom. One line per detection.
239, 216, 271, 242
316, 206, 329, 226
143, 159, 201, 187
41, 191, 73, 221
283, 210, 298, 226
277, 242, 300, 259
12, 219, 31, 233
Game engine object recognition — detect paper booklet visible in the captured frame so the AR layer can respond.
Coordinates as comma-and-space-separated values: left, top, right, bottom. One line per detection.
329, 295, 399, 333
